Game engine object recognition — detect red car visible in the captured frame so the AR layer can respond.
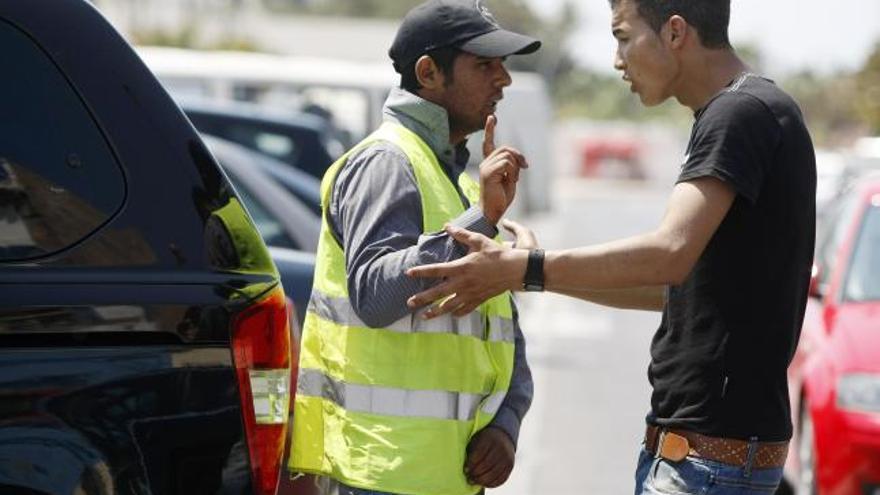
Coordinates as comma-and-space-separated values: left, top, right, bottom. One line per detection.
784, 173, 880, 495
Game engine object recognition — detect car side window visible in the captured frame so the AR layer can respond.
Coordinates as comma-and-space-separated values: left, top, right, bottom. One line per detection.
229, 126, 300, 166
816, 193, 859, 292
0, 19, 125, 262
844, 204, 880, 302
252, 131, 297, 162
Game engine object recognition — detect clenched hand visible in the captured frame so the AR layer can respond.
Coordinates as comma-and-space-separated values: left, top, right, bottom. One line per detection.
465, 427, 516, 488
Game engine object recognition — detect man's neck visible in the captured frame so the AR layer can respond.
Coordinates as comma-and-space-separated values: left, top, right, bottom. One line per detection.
449, 129, 467, 146
675, 49, 749, 112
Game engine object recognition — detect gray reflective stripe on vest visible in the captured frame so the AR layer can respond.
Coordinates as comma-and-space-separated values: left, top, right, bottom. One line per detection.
297, 368, 506, 421
480, 391, 507, 415
487, 315, 516, 344
308, 291, 515, 343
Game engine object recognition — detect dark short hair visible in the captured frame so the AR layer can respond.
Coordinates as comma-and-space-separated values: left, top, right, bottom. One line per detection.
610, 0, 731, 49
400, 46, 463, 92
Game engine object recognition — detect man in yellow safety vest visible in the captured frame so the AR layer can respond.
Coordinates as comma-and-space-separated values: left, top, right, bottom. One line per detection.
289, 1, 541, 494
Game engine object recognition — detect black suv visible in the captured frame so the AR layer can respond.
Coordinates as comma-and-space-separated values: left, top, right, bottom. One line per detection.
0, 1, 296, 494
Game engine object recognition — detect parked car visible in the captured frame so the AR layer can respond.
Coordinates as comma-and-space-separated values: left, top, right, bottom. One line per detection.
243, 147, 322, 216
814, 150, 847, 217
183, 99, 344, 180
200, 126, 322, 216
266, 246, 315, 328
782, 172, 880, 495
0, 2, 294, 494
205, 135, 321, 253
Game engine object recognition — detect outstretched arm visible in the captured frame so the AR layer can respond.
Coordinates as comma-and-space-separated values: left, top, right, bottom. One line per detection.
499, 219, 666, 311
407, 176, 735, 316
556, 286, 666, 311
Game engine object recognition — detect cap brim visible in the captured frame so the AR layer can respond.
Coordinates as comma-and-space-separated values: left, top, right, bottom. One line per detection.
457, 29, 541, 58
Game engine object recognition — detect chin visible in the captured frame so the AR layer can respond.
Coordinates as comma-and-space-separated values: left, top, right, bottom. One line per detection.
449, 115, 485, 137
639, 93, 669, 107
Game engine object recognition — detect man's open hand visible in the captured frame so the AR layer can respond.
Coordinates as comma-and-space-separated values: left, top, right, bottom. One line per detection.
465, 427, 516, 488
406, 225, 528, 318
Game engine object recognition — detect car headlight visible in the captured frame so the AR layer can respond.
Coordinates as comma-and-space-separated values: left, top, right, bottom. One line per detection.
837, 374, 880, 413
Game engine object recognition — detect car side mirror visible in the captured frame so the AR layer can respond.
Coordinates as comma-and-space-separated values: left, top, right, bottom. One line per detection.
808, 263, 824, 299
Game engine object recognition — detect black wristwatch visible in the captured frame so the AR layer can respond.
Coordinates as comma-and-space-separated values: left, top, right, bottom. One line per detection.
522, 249, 545, 292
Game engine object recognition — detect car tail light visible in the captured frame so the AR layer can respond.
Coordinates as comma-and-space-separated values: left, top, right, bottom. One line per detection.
232, 287, 291, 495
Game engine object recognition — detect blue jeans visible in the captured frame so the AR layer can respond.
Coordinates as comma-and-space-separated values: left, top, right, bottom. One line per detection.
634, 447, 784, 494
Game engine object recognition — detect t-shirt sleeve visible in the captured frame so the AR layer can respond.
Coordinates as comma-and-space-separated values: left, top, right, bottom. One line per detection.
677, 93, 781, 204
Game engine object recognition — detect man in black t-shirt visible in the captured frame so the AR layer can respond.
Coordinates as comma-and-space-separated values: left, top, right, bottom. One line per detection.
405, 0, 816, 492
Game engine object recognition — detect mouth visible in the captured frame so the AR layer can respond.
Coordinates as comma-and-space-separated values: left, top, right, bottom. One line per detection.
487, 94, 503, 110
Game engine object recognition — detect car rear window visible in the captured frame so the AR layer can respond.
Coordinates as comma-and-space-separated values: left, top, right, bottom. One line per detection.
0, 19, 125, 261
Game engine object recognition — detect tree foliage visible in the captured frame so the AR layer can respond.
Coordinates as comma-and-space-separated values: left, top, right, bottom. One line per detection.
553, 70, 691, 125
780, 70, 863, 146
855, 42, 880, 134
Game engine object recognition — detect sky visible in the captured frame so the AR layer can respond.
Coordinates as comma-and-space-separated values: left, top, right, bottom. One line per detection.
527, 0, 880, 78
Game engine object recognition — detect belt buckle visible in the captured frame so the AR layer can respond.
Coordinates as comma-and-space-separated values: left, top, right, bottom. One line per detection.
658, 431, 690, 462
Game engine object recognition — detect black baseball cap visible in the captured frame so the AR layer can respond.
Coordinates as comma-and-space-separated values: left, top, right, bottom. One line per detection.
389, 0, 542, 74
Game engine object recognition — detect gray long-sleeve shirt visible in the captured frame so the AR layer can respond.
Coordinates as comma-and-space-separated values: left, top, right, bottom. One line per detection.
326, 87, 533, 446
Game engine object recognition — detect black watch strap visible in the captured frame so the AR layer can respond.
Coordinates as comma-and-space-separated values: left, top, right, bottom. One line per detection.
523, 249, 545, 292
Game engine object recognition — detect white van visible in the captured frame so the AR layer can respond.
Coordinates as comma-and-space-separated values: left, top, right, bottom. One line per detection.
139, 46, 553, 213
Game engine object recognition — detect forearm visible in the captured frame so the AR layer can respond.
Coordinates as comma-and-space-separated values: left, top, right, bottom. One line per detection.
554, 286, 666, 311
487, 301, 532, 447
406, 178, 736, 318
543, 230, 689, 291
350, 206, 497, 327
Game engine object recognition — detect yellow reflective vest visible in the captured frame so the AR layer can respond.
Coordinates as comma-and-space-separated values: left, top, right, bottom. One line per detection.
290, 122, 515, 495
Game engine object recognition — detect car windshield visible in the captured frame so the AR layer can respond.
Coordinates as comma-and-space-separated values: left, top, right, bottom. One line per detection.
845, 202, 880, 302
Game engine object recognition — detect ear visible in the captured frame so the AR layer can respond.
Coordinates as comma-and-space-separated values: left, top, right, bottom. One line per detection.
665, 15, 688, 49
415, 55, 445, 90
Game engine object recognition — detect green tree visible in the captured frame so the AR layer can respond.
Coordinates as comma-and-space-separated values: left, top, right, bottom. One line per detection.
855, 41, 880, 134
781, 70, 863, 146
553, 69, 691, 125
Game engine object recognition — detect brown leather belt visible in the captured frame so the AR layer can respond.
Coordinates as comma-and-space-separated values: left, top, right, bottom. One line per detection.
645, 425, 788, 469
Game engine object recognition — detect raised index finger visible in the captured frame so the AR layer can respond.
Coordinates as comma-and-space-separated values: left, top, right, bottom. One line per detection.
482, 114, 497, 159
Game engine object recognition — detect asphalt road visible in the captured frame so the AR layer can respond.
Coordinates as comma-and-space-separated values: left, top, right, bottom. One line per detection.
492, 179, 671, 495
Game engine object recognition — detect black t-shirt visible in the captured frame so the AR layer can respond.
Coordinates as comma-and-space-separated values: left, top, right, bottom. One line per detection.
648, 74, 817, 442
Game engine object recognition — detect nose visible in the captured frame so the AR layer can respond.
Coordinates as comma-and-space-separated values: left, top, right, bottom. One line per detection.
495, 60, 512, 88
614, 49, 626, 72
